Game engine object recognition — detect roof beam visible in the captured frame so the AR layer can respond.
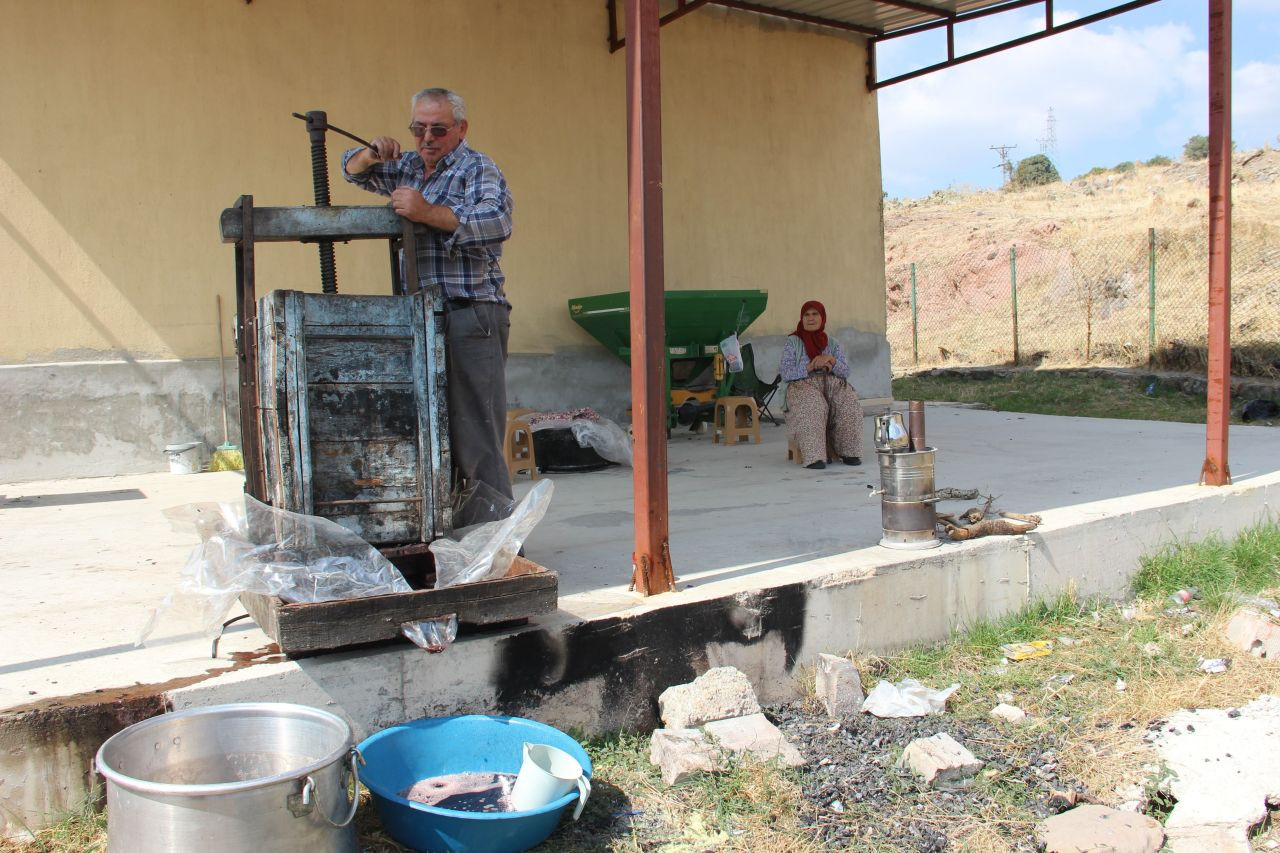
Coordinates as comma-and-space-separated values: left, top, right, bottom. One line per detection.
870, 0, 954, 19
608, 0, 882, 51
609, 0, 715, 52
874, 0, 1049, 42
868, 0, 1163, 88
708, 0, 882, 35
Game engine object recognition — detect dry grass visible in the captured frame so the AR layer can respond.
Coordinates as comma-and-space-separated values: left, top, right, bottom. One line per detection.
0, 788, 105, 853
824, 517, 1280, 850
549, 743, 820, 853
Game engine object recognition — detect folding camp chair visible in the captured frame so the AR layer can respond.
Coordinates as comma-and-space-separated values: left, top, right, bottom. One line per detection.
732, 343, 782, 425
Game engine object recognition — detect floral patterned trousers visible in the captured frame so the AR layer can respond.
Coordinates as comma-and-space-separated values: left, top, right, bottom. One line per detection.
787, 373, 864, 465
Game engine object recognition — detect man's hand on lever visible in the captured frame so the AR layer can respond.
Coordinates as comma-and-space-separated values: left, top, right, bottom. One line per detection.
344, 136, 401, 174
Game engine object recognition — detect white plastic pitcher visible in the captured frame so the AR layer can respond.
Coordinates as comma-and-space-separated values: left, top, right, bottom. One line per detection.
508, 742, 591, 820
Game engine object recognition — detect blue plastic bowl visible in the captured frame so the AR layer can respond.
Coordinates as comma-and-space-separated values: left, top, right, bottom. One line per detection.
358, 715, 593, 853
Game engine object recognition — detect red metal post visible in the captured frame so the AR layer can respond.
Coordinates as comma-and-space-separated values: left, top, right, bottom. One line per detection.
1201, 0, 1232, 486
626, 0, 675, 594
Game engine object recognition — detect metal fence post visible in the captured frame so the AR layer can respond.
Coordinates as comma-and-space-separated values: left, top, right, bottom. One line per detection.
910, 262, 919, 366
1010, 246, 1019, 364
1148, 227, 1157, 366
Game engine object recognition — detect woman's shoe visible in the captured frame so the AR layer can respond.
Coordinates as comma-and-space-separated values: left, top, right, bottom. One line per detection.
843, 456, 862, 466
805, 460, 826, 470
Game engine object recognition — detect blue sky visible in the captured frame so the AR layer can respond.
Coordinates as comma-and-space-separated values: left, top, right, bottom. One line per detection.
877, 0, 1280, 198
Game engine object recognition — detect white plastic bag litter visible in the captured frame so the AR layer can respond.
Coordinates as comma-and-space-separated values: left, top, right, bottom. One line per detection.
570, 419, 632, 467
861, 678, 960, 717
719, 333, 743, 373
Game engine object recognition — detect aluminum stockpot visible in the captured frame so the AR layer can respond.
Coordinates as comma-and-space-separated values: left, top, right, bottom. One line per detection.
877, 447, 942, 550
95, 702, 359, 853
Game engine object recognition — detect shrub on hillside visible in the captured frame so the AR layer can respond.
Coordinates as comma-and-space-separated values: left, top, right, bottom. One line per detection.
1146, 155, 1172, 166
1184, 135, 1209, 160
1114, 161, 1136, 173
1013, 154, 1061, 187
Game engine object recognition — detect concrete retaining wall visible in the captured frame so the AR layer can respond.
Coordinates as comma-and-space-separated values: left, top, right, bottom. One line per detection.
0, 329, 891, 482
0, 359, 234, 482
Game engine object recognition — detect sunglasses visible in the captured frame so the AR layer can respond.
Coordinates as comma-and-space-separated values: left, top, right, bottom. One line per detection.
408, 123, 455, 138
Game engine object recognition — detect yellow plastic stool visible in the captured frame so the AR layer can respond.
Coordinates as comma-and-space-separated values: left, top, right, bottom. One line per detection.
713, 396, 761, 445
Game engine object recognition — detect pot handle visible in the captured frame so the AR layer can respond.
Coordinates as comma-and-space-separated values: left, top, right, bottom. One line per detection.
297, 747, 364, 829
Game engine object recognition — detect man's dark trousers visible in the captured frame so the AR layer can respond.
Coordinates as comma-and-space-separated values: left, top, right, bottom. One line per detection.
444, 299, 513, 526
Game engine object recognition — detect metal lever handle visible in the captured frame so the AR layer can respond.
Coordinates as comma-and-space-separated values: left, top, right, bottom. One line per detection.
292, 112, 377, 151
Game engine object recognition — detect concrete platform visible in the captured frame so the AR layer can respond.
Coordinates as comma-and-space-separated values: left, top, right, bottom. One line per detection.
2, 405, 1278, 835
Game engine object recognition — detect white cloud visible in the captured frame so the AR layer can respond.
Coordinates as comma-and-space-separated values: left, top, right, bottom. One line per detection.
1235, 61, 1280, 142
877, 7, 1279, 196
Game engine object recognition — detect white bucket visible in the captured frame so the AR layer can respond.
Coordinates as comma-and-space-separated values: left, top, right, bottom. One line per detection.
165, 441, 207, 475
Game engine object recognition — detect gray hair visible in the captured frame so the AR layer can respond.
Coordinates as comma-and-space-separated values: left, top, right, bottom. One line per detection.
410, 88, 466, 122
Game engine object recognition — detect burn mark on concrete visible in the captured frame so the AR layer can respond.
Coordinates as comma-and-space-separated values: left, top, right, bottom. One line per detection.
5, 643, 284, 716
493, 583, 808, 731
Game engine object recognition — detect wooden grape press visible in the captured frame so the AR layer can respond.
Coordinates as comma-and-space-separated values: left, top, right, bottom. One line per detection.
216, 112, 556, 656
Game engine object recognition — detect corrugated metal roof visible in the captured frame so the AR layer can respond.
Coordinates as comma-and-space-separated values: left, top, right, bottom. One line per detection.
721, 0, 1026, 36
607, 0, 1164, 87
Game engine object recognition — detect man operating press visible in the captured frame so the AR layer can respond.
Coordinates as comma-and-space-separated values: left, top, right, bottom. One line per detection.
342, 87, 514, 525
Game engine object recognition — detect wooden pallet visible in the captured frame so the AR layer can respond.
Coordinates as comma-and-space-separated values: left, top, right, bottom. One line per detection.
239, 556, 557, 657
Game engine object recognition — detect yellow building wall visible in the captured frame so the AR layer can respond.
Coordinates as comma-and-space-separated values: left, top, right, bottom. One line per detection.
0, 0, 884, 363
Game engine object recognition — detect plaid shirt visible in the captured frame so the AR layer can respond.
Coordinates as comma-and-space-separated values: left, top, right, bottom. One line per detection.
342, 141, 513, 304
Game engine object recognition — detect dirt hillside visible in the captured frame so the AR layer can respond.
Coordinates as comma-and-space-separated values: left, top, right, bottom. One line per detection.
882, 148, 1280, 374
885, 147, 1280, 260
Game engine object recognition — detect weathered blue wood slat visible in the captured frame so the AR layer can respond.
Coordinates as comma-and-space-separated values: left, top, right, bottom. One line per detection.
256, 289, 451, 545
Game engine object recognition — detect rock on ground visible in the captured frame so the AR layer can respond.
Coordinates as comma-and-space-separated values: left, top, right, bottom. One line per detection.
1225, 608, 1280, 659
658, 666, 761, 729
1150, 694, 1280, 853
1035, 804, 1164, 853
704, 712, 805, 767
649, 728, 723, 786
896, 732, 983, 789
815, 653, 865, 718
990, 702, 1028, 723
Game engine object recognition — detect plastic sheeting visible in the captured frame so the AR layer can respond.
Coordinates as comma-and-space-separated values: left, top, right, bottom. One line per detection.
140, 481, 556, 654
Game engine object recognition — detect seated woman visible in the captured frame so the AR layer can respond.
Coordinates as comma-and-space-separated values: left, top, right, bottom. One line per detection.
779, 300, 864, 470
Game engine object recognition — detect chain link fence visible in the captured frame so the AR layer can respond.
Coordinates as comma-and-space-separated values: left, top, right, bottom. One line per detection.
887, 223, 1280, 377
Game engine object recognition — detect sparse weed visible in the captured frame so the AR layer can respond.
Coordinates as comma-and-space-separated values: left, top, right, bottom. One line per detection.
0, 786, 106, 853
1132, 521, 1280, 606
